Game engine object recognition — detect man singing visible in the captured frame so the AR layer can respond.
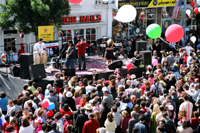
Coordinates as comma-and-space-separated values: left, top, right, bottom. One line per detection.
75, 38, 93, 71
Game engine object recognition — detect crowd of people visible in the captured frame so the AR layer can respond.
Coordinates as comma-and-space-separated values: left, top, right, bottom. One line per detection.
0, 39, 200, 133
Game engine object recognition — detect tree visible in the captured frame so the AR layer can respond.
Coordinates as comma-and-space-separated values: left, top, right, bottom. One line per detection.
0, 0, 71, 41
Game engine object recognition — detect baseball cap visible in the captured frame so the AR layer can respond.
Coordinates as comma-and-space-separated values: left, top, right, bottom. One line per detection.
104, 80, 109, 85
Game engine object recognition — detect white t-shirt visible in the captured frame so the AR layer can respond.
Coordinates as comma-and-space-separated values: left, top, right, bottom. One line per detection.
19, 125, 34, 133
34, 42, 46, 51
185, 46, 192, 55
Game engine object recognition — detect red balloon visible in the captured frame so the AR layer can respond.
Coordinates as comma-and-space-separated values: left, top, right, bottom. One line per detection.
41, 101, 49, 109
47, 110, 54, 117
165, 24, 184, 43
68, 0, 83, 4
194, 8, 199, 14
126, 63, 133, 71
190, 2, 195, 7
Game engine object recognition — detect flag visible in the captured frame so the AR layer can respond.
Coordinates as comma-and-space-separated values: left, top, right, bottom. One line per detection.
171, 0, 183, 19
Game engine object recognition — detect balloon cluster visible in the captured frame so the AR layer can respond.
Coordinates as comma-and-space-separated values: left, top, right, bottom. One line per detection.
114, 5, 137, 23
41, 99, 55, 117
191, 1, 200, 14
146, 24, 184, 43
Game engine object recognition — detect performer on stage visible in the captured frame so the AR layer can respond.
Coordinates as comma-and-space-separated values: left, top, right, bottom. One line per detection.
75, 38, 93, 71
104, 39, 114, 67
34, 38, 46, 51
33, 38, 47, 65
65, 41, 76, 69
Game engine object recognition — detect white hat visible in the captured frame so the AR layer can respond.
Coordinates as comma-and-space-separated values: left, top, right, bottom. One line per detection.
84, 104, 93, 110
131, 74, 136, 79
147, 65, 152, 69
66, 91, 73, 97
167, 105, 174, 111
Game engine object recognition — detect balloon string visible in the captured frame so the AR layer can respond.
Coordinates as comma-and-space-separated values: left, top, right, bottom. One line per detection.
159, 37, 169, 44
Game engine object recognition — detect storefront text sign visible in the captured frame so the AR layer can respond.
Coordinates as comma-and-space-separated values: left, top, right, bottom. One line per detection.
38, 26, 54, 41
61, 15, 101, 24
118, 0, 192, 8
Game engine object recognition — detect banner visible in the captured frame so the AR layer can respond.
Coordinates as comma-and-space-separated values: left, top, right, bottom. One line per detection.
118, 0, 192, 8
38, 26, 54, 41
45, 42, 59, 49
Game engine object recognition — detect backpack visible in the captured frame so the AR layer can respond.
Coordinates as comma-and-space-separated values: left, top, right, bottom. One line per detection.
152, 83, 161, 97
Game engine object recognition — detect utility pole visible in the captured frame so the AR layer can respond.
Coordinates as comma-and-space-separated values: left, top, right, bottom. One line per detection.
182, 0, 187, 46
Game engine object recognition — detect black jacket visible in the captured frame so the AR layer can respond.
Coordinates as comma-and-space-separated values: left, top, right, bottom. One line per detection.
163, 118, 176, 133
128, 117, 139, 133
172, 96, 179, 113
73, 109, 80, 133
62, 97, 76, 111
100, 106, 111, 127
75, 113, 88, 133
61, 45, 76, 59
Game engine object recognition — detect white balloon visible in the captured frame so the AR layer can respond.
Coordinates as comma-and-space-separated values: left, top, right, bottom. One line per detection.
198, 7, 200, 12
186, 9, 191, 15
197, 0, 200, 6
190, 36, 196, 43
114, 5, 137, 23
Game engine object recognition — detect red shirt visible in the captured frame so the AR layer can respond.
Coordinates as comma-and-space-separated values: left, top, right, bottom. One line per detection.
56, 87, 60, 94
183, 55, 188, 64
18, 49, 25, 60
82, 119, 100, 133
64, 120, 73, 133
3, 122, 9, 132
190, 117, 199, 130
75, 42, 92, 56
60, 109, 73, 117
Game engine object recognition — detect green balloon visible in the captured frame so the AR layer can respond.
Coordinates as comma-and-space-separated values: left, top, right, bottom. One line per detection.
146, 24, 162, 39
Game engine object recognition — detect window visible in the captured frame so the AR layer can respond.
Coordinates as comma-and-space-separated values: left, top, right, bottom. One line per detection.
62, 30, 72, 42
4, 38, 15, 51
86, 28, 96, 44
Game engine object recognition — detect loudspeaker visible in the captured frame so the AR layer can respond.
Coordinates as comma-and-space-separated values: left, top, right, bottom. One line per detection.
136, 41, 147, 51
20, 53, 33, 79
10, 65, 20, 76
29, 64, 46, 80
108, 60, 123, 70
62, 69, 76, 76
139, 50, 152, 66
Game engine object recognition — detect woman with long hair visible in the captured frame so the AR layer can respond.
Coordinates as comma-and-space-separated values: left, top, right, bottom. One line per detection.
104, 39, 114, 67
105, 112, 116, 133
151, 104, 161, 133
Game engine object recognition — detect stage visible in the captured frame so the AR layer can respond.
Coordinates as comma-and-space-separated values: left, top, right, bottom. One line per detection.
0, 55, 145, 99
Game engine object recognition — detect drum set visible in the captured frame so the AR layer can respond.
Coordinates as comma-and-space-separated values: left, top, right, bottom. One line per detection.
33, 50, 47, 66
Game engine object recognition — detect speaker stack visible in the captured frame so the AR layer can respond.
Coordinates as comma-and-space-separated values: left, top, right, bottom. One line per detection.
20, 53, 33, 79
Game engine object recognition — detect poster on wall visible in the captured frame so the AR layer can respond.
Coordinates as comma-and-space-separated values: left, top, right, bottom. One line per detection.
38, 26, 54, 41
118, 0, 192, 8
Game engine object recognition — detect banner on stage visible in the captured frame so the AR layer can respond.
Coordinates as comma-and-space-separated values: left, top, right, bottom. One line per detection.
45, 42, 59, 49
38, 26, 54, 41
118, 0, 192, 8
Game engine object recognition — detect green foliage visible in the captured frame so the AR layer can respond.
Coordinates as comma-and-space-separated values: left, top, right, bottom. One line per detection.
0, 0, 70, 37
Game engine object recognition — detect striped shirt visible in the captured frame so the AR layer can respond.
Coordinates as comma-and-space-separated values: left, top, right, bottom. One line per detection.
179, 101, 193, 119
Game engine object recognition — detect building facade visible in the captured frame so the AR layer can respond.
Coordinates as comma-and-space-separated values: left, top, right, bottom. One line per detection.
0, 0, 116, 53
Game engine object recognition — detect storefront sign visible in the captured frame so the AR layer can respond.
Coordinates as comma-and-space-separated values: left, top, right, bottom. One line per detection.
118, 0, 192, 8
38, 26, 54, 41
61, 15, 101, 24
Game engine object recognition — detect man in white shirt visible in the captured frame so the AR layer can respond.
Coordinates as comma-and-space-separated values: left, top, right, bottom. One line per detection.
86, 80, 96, 94
187, 52, 194, 67
54, 114, 64, 133
34, 38, 46, 51
179, 95, 193, 119
185, 42, 192, 55
24, 94, 38, 110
